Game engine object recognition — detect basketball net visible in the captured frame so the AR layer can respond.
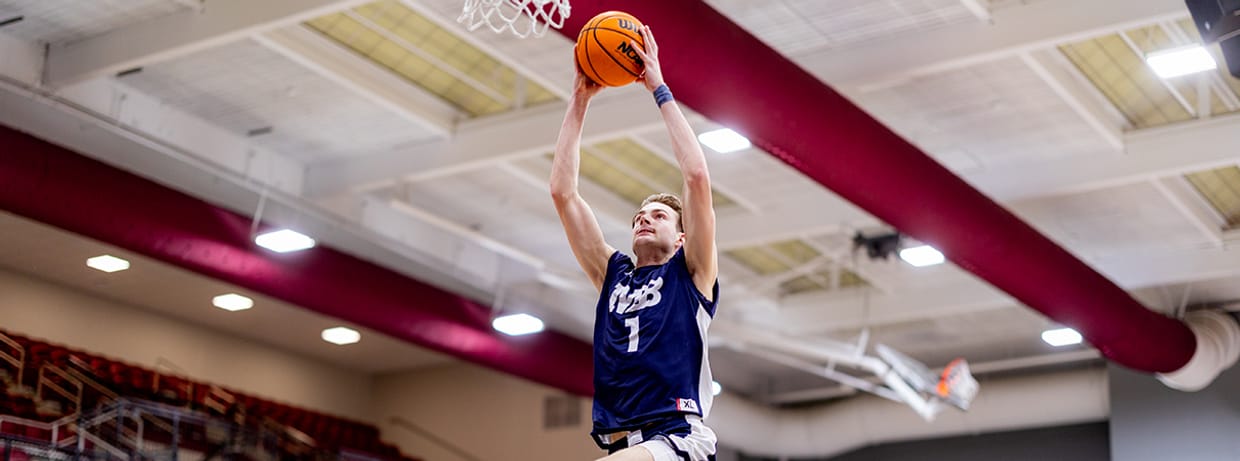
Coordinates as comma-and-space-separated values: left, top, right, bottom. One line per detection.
458, 0, 571, 38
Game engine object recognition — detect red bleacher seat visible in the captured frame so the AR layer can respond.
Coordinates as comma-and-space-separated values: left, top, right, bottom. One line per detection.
1, 329, 412, 459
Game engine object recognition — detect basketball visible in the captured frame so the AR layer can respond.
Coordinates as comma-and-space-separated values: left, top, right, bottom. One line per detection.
575, 11, 646, 87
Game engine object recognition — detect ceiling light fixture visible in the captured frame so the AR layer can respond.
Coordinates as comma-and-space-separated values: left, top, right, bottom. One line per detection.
1146, 45, 1217, 78
212, 293, 254, 312
255, 229, 316, 253
1041, 327, 1083, 347
321, 327, 361, 345
86, 255, 130, 273
899, 245, 945, 267
492, 313, 545, 336
698, 128, 751, 153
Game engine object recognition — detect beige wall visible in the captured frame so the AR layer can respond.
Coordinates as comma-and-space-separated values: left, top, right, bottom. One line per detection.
0, 268, 374, 422
372, 363, 603, 461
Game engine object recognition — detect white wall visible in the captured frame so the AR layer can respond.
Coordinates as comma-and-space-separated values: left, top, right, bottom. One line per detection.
0, 268, 374, 422
1109, 363, 1240, 460
371, 363, 603, 461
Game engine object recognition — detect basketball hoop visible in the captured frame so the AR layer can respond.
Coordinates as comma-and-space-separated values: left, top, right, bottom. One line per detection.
458, 0, 571, 38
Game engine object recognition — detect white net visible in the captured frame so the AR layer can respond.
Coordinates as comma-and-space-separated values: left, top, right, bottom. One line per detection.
458, 0, 571, 38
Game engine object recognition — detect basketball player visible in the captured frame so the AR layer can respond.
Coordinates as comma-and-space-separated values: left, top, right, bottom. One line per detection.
550, 26, 718, 461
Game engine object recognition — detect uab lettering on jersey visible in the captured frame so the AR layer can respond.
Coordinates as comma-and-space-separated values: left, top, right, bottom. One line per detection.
609, 277, 663, 314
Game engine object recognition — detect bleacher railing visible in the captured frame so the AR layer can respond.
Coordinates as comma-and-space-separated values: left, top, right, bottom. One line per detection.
1, 434, 76, 461
0, 333, 24, 386
0, 413, 77, 448
35, 365, 82, 415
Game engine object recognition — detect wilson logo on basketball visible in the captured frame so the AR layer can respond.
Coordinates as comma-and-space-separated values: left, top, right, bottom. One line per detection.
617, 19, 639, 32
616, 42, 644, 65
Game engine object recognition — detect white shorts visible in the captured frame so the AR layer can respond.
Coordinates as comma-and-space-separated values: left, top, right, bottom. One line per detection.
634, 416, 717, 461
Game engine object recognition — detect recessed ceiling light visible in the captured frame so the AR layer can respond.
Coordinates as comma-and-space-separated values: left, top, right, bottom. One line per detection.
1146, 45, 1217, 79
86, 255, 130, 273
255, 229, 316, 253
492, 313, 545, 336
321, 327, 361, 345
697, 128, 751, 153
1041, 327, 1083, 347
212, 293, 253, 312
898, 245, 945, 267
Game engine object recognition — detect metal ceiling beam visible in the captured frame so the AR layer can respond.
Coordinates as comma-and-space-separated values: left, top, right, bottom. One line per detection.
43, 0, 373, 87
1150, 177, 1227, 245
302, 88, 666, 197
958, 0, 992, 23
761, 276, 1018, 334
0, 32, 42, 86
255, 25, 463, 137
769, 242, 1240, 332
344, 109, 1240, 254
724, 112, 1240, 250
970, 113, 1240, 200
34, 76, 305, 196
1020, 49, 1127, 150
800, 0, 1188, 89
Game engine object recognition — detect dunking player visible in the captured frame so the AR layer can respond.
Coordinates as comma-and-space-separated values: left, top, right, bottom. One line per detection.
550, 26, 718, 461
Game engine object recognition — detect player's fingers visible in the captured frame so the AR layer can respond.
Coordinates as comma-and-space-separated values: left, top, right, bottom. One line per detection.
630, 41, 649, 62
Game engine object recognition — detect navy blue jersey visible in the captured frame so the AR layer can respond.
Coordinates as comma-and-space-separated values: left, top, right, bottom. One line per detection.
592, 248, 718, 437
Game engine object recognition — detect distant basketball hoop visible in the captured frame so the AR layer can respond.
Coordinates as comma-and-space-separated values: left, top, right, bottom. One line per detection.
458, 0, 570, 38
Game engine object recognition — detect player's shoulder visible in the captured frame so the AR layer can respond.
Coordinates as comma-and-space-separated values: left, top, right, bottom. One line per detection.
606, 250, 634, 274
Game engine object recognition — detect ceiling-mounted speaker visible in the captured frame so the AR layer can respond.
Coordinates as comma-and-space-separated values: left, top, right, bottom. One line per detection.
1185, 0, 1240, 78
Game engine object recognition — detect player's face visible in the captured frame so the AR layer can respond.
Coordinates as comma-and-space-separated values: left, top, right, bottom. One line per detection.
631, 202, 683, 251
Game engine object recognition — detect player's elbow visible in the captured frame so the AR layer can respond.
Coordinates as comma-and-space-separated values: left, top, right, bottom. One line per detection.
683, 167, 711, 191
549, 186, 577, 207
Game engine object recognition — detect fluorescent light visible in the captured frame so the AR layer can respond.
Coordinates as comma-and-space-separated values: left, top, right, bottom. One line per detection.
321, 327, 361, 345
1041, 327, 1083, 347
86, 255, 130, 273
711, 381, 722, 396
697, 128, 751, 153
255, 229, 316, 253
212, 293, 253, 312
1146, 45, 1217, 79
492, 313, 545, 336
899, 245, 945, 267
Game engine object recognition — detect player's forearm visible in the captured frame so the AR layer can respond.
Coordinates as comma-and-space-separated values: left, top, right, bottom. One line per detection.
659, 100, 711, 188
550, 96, 591, 202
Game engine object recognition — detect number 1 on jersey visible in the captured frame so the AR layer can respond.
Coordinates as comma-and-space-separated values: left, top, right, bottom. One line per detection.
624, 317, 640, 352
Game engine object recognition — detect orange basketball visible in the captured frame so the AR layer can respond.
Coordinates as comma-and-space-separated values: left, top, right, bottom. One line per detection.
575, 11, 646, 87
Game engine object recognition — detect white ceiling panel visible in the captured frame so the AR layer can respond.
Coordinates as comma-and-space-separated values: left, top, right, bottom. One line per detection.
0, 0, 186, 44
1009, 181, 1213, 258
119, 38, 441, 164
860, 306, 1061, 367
399, 167, 584, 268
855, 57, 1116, 171
707, 0, 976, 56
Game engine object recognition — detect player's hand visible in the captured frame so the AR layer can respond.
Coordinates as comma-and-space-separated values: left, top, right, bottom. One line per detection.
572, 51, 604, 102
631, 25, 663, 92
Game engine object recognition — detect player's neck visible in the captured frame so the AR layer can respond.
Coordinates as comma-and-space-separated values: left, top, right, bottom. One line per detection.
633, 246, 675, 268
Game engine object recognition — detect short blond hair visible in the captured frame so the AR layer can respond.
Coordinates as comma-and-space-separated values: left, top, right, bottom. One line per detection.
639, 193, 683, 232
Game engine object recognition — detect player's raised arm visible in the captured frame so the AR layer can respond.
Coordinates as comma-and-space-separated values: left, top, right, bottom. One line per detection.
632, 27, 718, 298
550, 69, 616, 291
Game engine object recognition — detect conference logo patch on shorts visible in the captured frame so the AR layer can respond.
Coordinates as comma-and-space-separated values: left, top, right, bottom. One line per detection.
677, 398, 699, 413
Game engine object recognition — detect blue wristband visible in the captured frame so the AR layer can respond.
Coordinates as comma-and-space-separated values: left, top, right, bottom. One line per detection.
653, 84, 674, 108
